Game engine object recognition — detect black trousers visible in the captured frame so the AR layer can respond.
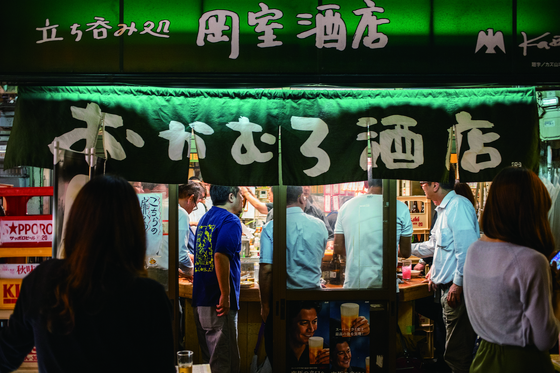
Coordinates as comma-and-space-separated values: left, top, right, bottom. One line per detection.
264, 310, 274, 364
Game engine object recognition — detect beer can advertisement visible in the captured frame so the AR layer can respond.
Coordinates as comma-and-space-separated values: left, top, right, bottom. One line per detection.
286, 300, 370, 373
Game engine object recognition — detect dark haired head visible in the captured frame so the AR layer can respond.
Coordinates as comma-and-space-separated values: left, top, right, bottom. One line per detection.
189, 175, 201, 181
179, 181, 202, 201
64, 175, 146, 269
142, 182, 156, 191
286, 186, 303, 205
210, 185, 240, 206
454, 182, 476, 207
51, 175, 147, 333
420, 164, 456, 190
287, 301, 322, 322
330, 334, 352, 369
366, 178, 382, 189
437, 163, 456, 190
482, 167, 555, 257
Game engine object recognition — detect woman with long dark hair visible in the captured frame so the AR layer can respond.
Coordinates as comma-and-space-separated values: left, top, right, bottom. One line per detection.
0, 175, 175, 372
464, 167, 560, 372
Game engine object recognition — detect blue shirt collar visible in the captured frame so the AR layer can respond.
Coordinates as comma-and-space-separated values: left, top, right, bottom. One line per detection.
438, 190, 457, 209
287, 206, 304, 215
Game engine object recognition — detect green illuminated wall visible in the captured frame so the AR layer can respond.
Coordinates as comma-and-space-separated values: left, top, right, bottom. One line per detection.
1, 0, 559, 77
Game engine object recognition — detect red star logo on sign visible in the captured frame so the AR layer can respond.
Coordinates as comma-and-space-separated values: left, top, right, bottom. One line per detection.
8, 223, 17, 234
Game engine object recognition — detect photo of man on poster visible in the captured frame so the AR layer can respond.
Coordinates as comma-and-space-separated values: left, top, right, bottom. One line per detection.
330, 337, 366, 373
286, 301, 330, 372
329, 301, 371, 373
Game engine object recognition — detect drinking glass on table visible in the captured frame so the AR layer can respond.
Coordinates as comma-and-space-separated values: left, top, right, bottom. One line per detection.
402, 259, 412, 281
177, 350, 193, 373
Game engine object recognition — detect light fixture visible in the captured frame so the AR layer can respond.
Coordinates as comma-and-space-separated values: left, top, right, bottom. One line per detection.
542, 96, 559, 107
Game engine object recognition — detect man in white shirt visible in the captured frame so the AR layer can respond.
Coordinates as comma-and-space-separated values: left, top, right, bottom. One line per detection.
333, 178, 412, 290
333, 179, 384, 289
411, 167, 479, 373
178, 182, 204, 278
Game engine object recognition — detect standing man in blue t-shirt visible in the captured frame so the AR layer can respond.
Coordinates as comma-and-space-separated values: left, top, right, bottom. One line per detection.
192, 185, 243, 373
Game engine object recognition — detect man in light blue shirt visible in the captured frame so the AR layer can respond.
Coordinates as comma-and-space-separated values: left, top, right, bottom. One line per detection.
411, 169, 479, 373
259, 186, 328, 293
259, 186, 328, 364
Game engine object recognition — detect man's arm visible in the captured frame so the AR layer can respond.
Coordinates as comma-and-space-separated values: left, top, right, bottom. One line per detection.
179, 210, 193, 280
240, 187, 269, 215
259, 263, 273, 322
333, 234, 346, 258
214, 252, 231, 316
397, 201, 413, 258
448, 202, 480, 307
451, 203, 480, 287
410, 233, 437, 258
398, 236, 412, 258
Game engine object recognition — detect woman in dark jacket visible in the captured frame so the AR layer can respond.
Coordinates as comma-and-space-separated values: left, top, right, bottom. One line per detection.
0, 175, 175, 373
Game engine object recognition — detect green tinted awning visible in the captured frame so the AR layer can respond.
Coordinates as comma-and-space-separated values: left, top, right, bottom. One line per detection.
6, 86, 538, 184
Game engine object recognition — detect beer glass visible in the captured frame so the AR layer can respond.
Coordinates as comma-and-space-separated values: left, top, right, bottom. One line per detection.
308, 336, 323, 364
177, 350, 193, 373
340, 303, 359, 337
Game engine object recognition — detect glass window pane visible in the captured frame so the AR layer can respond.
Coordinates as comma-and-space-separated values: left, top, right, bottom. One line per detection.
327, 182, 385, 290
262, 182, 388, 291
240, 186, 272, 285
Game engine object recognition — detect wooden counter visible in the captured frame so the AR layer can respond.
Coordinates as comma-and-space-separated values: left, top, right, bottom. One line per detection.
398, 277, 432, 302
179, 276, 431, 302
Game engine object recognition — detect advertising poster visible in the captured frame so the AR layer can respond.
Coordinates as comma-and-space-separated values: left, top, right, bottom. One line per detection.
329, 301, 371, 373
287, 300, 330, 373
287, 300, 371, 373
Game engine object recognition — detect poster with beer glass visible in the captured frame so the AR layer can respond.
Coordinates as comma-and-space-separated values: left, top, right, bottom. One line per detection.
330, 301, 370, 373
286, 300, 371, 373
286, 301, 330, 373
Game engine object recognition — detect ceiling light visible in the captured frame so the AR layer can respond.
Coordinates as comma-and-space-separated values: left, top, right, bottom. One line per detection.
543, 97, 559, 106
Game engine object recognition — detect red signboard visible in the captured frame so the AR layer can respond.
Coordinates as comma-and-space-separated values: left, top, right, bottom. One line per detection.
0, 216, 53, 247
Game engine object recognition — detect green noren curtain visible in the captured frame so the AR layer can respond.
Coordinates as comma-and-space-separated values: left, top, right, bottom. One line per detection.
6, 86, 537, 185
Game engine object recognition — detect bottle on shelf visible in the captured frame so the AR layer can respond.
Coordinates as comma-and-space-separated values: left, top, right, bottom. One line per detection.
329, 254, 342, 285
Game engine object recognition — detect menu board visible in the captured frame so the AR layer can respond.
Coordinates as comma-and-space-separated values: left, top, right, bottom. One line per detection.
138, 193, 164, 267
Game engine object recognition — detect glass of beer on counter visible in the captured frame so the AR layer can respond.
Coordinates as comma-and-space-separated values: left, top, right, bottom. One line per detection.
366, 356, 370, 373
177, 350, 193, 373
340, 303, 360, 337
308, 336, 324, 364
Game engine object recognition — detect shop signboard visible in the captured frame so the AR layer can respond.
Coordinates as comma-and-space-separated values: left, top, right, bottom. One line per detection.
0, 217, 53, 247
138, 192, 164, 268
0, 278, 21, 309
0, 0, 559, 79
5, 86, 538, 184
0, 264, 39, 279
